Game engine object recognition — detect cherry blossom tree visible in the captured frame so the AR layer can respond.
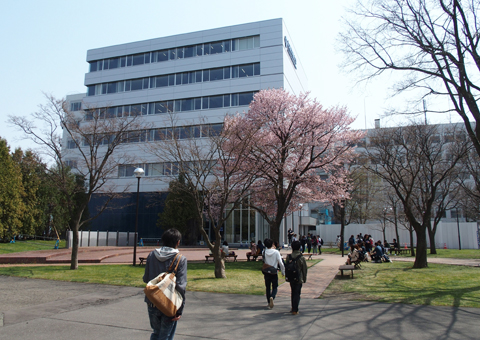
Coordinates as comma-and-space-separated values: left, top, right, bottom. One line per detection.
223, 89, 363, 242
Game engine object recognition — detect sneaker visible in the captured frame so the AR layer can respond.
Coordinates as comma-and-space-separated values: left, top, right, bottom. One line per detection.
269, 297, 274, 309
291, 311, 299, 315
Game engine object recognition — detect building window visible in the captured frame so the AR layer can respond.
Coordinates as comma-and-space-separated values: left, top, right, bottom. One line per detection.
88, 35, 260, 72
87, 63, 260, 97
70, 102, 82, 111
84, 91, 256, 120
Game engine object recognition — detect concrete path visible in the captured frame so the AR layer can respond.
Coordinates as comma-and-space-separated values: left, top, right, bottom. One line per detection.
277, 254, 345, 298
1, 248, 480, 339
1, 275, 479, 340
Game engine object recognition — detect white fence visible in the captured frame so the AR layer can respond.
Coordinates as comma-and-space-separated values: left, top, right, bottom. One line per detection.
317, 221, 479, 250
66, 230, 137, 249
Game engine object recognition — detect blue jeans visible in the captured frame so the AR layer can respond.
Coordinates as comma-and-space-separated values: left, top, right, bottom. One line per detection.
148, 305, 177, 340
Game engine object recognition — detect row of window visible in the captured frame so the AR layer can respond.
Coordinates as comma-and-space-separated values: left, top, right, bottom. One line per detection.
72, 123, 224, 148
84, 91, 256, 121
118, 160, 212, 178
87, 62, 260, 97
89, 35, 260, 72
356, 132, 467, 148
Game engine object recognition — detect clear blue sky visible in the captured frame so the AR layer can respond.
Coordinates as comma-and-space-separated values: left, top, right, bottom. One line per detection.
0, 0, 458, 153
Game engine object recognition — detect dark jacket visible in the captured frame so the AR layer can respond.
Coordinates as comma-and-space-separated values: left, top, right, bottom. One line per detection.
290, 250, 307, 284
143, 247, 188, 315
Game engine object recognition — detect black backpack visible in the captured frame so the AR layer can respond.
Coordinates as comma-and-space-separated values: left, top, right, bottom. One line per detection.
285, 254, 302, 283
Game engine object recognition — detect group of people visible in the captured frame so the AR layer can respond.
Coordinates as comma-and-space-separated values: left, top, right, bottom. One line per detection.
288, 229, 323, 254
142, 230, 309, 339
346, 233, 398, 265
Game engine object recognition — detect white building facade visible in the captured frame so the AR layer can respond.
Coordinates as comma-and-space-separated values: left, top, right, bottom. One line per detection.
65, 19, 308, 243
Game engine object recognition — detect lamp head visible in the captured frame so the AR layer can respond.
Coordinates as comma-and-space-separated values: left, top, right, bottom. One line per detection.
134, 167, 145, 178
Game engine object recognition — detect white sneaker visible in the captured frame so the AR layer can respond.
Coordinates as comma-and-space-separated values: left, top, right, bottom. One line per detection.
269, 297, 274, 309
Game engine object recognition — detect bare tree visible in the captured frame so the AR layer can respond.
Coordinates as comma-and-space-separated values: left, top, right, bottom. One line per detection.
344, 165, 383, 224
147, 115, 255, 278
9, 94, 146, 269
364, 122, 469, 267
340, 0, 480, 157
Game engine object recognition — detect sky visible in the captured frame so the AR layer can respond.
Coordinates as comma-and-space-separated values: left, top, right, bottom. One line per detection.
0, 0, 461, 153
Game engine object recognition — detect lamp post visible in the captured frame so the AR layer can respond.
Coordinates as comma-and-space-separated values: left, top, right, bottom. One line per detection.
133, 167, 145, 266
456, 207, 462, 250
339, 197, 346, 257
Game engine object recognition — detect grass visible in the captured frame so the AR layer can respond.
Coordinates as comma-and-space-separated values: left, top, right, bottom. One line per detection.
323, 247, 480, 259
0, 260, 321, 295
395, 248, 480, 259
0, 240, 66, 254
323, 261, 480, 308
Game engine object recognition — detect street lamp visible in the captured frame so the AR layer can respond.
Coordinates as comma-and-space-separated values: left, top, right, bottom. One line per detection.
133, 167, 144, 266
456, 207, 462, 250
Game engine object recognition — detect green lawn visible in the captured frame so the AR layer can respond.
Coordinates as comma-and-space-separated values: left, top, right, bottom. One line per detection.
323, 261, 480, 308
323, 247, 480, 259
395, 248, 480, 259
0, 240, 66, 254
0, 260, 321, 295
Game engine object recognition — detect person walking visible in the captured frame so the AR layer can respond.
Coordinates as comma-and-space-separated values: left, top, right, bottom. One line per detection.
317, 235, 323, 254
287, 240, 307, 315
306, 233, 312, 253
262, 238, 285, 309
287, 228, 293, 246
311, 235, 318, 255
143, 228, 187, 340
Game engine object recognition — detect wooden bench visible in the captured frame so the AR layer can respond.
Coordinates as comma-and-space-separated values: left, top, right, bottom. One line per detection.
246, 253, 263, 261
304, 253, 320, 260
390, 248, 409, 255
224, 254, 238, 262
205, 254, 238, 263
139, 257, 147, 265
338, 265, 355, 278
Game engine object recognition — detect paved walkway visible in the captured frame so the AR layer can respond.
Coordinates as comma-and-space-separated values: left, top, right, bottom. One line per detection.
1, 248, 480, 339
1, 275, 479, 340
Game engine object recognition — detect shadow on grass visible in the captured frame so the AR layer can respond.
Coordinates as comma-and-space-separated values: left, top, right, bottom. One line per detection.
337, 263, 480, 307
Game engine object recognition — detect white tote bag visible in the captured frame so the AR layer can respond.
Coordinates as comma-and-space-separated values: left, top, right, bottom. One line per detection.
144, 253, 183, 317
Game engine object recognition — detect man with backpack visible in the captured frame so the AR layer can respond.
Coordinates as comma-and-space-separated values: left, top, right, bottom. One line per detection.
285, 240, 307, 315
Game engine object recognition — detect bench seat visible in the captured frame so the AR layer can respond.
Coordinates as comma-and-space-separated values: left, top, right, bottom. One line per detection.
338, 265, 355, 278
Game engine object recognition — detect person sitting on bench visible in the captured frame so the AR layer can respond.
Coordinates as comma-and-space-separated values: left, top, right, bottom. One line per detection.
246, 241, 260, 261
346, 244, 360, 265
371, 241, 384, 263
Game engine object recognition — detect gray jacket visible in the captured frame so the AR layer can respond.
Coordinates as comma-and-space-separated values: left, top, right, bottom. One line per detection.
143, 247, 187, 315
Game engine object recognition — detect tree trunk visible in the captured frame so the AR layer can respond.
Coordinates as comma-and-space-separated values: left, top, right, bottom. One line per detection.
70, 207, 85, 270
427, 225, 437, 254
394, 206, 400, 246
270, 222, 280, 244
213, 249, 226, 278
409, 228, 415, 257
413, 225, 427, 268
70, 226, 79, 270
